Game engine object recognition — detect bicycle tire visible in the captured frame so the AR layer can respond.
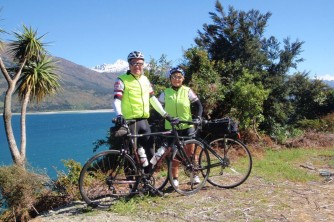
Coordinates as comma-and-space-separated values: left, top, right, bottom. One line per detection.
152, 157, 170, 191
206, 137, 252, 188
169, 139, 210, 195
79, 150, 139, 208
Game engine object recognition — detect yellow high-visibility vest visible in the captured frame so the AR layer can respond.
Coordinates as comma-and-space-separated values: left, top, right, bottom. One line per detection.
119, 73, 150, 119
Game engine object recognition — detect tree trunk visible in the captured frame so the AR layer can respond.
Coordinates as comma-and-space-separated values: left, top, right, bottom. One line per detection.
3, 81, 25, 166
20, 88, 31, 161
252, 117, 260, 139
1, 57, 26, 167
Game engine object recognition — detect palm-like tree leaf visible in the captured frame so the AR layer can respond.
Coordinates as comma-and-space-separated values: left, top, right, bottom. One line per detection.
17, 55, 62, 103
9, 25, 47, 63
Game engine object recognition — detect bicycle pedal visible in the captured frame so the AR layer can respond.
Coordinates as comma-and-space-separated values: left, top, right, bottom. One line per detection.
146, 184, 164, 197
153, 189, 164, 197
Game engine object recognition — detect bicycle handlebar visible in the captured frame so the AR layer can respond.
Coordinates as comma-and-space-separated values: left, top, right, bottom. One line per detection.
111, 116, 219, 137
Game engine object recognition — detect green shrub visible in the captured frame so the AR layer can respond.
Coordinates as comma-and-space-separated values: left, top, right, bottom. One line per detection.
0, 160, 82, 222
270, 123, 304, 144
297, 112, 334, 132
54, 159, 82, 201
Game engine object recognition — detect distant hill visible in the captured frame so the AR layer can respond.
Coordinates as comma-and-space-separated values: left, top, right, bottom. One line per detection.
0, 54, 121, 113
323, 80, 334, 88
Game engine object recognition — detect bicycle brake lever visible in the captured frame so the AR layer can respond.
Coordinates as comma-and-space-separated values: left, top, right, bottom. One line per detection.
170, 117, 180, 125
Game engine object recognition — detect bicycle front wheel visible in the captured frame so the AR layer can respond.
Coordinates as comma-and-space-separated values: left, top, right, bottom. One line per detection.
207, 137, 252, 188
169, 139, 210, 195
152, 157, 169, 191
79, 150, 139, 208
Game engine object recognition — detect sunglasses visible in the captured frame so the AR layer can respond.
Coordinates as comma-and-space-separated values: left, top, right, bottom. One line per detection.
130, 62, 144, 67
171, 75, 183, 80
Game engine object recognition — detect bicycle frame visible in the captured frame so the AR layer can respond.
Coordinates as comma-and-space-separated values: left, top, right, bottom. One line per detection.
123, 119, 196, 174
195, 136, 227, 165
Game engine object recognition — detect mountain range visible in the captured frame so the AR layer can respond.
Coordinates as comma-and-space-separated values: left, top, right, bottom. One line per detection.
324, 79, 334, 88
0, 52, 333, 113
0, 54, 127, 113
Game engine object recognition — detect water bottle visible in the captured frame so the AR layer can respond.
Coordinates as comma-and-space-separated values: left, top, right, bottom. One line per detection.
137, 147, 148, 167
150, 146, 166, 166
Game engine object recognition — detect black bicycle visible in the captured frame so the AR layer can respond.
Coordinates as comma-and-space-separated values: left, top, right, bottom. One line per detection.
149, 117, 252, 189
78, 118, 210, 208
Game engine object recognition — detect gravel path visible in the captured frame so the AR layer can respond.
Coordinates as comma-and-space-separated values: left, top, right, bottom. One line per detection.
30, 175, 334, 222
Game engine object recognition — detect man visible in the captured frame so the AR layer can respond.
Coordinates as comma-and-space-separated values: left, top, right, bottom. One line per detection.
113, 51, 169, 172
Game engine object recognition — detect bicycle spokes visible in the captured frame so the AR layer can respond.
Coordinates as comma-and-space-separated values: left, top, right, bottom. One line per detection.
79, 150, 139, 208
207, 138, 252, 188
169, 139, 210, 195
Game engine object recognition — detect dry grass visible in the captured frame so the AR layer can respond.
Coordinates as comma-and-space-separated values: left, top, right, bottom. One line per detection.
285, 131, 334, 148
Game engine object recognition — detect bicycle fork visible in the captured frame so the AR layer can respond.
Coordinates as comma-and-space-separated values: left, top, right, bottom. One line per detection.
172, 144, 200, 188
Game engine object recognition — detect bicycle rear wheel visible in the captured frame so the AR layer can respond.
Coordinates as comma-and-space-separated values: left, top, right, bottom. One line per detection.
169, 139, 210, 195
207, 137, 252, 188
79, 150, 139, 208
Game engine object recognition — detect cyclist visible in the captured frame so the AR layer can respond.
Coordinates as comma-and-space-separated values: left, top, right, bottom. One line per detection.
158, 66, 203, 186
113, 51, 170, 173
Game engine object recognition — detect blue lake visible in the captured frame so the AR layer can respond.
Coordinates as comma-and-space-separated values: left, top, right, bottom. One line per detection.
0, 111, 116, 179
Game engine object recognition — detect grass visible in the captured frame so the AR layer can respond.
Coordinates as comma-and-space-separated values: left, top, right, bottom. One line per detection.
109, 195, 168, 215
106, 146, 334, 218
253, 147, 334, 182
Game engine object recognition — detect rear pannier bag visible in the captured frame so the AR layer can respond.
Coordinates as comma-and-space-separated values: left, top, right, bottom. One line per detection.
203, 117, 238, 136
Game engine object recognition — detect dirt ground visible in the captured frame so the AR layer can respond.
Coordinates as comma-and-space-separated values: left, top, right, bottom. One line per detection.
31, 176, 334, 222
32, 156, 334, 222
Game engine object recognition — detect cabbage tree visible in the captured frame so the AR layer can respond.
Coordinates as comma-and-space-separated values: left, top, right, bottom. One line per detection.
0, 25, 60, 168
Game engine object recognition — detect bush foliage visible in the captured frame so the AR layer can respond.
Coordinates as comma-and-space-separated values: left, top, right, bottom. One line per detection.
0, 165, 51, 221
296, 113, 334, 132
0, 160, 82, 222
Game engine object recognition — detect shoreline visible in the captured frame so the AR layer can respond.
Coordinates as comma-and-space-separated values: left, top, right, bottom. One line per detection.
6, 109, 115, 115
28, 109, 115, 115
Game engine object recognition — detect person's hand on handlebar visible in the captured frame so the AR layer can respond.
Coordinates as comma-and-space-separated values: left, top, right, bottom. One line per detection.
164, 114, 179, 125
116, 115, 125, 126
192, 116, 202, 125
164, 113, 172, 121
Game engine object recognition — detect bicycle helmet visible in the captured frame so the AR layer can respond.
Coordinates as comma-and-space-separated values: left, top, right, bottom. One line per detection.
169, 66, 185, 76
127, 51, 145, 62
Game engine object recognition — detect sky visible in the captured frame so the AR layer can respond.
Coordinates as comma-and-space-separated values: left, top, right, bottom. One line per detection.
1, 0, 333, 80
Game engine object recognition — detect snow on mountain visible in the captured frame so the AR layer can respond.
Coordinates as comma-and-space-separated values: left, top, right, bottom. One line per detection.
316, 74, 334, 81
91, 59, 129, 73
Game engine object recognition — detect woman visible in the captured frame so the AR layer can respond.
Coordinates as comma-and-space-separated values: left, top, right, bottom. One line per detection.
158, 66, 203, 186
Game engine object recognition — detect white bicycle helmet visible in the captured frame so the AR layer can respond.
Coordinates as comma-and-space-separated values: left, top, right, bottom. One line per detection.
127, 51, 145, 62
169, 66, 185, 76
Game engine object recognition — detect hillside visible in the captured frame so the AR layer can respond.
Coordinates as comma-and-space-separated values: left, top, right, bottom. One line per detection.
0, 54, 121, 112
1, 49, 333, 113
324, 79, 334, 88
